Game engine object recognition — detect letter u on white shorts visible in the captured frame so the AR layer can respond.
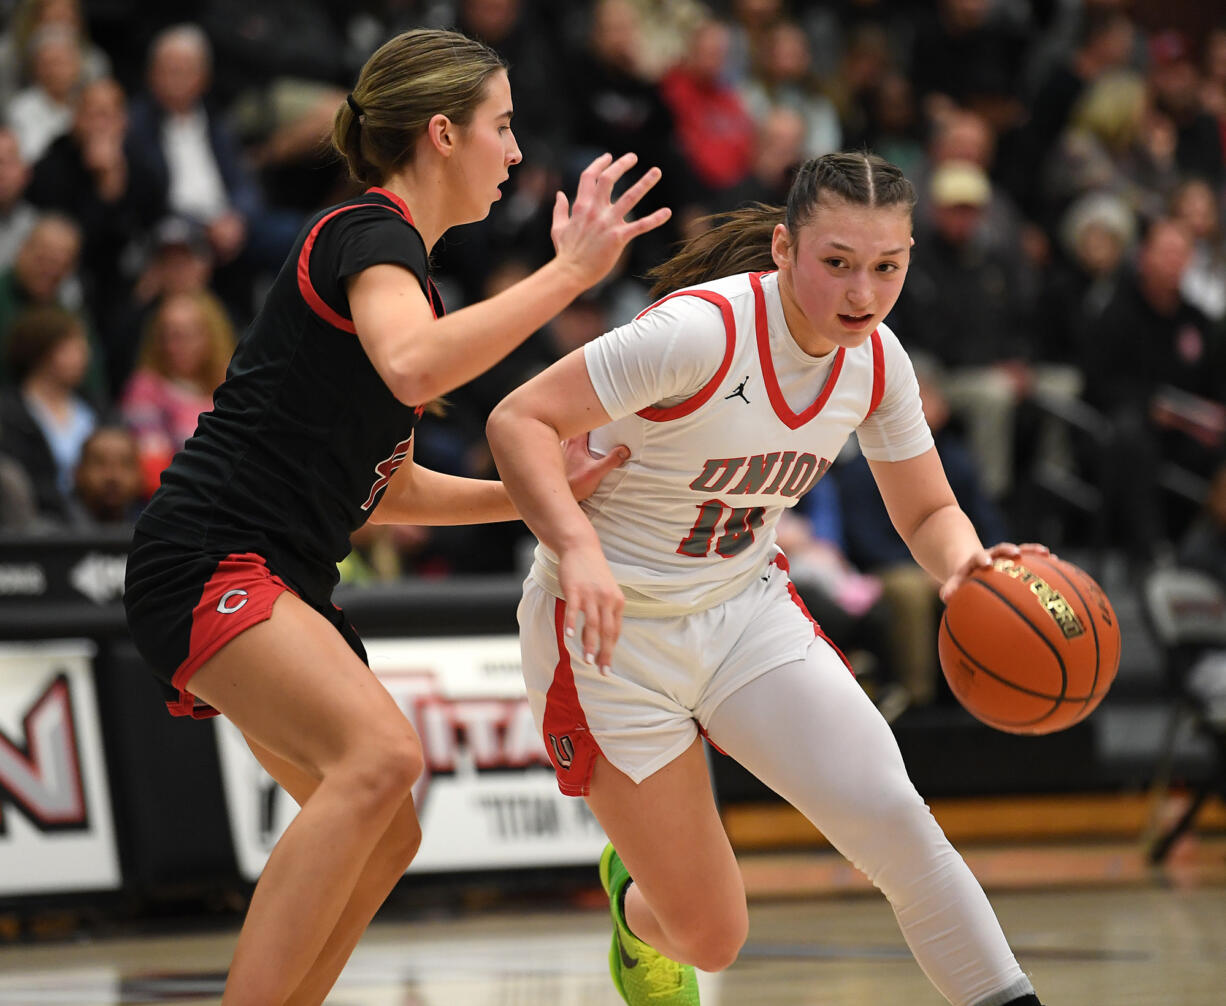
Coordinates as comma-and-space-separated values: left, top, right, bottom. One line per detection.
516, 554, 851, 796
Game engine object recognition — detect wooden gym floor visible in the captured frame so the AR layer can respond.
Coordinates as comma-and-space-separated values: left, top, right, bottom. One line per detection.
2, 815, 1224, 1006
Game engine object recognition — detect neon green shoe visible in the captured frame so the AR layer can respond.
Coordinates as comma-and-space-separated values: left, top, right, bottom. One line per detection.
598, 843, 700, 1004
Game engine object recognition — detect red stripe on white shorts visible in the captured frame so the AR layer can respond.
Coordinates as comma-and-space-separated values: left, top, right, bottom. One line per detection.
540, 599, 604, 796
773, 553, 855, 676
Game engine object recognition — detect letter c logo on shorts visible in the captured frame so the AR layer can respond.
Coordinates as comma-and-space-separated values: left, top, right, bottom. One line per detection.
217, 588, 249, 614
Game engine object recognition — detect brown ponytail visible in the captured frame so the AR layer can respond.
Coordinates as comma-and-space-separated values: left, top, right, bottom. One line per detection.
646, 204, 781, 299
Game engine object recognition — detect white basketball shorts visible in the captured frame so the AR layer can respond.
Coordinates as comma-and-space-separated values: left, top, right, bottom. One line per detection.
517, 552, 852, 795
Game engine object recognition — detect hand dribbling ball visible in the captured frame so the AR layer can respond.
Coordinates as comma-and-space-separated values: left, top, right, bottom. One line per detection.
938, 554, 1121, 735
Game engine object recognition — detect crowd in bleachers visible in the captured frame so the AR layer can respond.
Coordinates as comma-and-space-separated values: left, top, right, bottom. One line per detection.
1, 0, 1224, 701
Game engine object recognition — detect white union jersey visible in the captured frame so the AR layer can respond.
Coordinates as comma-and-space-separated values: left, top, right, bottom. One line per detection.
530, 270, 933, 616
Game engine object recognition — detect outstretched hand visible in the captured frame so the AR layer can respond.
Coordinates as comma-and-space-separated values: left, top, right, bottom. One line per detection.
551, 152, 672, 289
562, 434, 630, 501
939, 541, 1053, 603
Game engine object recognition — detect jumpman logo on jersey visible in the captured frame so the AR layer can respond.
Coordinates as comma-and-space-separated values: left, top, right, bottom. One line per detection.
725, 376, 751, 404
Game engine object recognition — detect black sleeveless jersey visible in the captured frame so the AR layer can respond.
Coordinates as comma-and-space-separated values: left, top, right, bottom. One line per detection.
137, 187, 445, 602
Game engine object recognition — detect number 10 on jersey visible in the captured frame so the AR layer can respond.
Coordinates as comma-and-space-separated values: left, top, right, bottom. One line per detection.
677, 500, 767, 558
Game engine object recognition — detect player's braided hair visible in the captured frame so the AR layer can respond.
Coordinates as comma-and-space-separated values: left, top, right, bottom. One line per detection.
646, 151, 916, 298
332, 29, 507, 186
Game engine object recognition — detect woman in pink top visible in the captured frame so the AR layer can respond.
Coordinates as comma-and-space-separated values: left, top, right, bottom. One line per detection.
120, 289, 235, 495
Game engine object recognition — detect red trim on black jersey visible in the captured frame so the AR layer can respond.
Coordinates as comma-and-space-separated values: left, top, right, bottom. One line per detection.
296, 194, 441, 334
864, 328, 885, 421
634, 290, 738, 422
366, 186, 413, 223
751, 271, 847, 430
298, 205, 364, 333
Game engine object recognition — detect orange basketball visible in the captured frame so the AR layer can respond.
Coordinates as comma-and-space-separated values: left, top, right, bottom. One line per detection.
937, 554, 1121, 735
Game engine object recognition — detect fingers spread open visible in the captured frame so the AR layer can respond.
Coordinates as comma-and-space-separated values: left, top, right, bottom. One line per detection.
612, 164, 662, 217
625, 205, 673, 238
597, 151, 640, 193
575, 152, 614, 207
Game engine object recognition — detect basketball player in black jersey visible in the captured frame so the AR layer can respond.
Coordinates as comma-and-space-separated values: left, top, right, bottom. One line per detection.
122, 29, 670, 1006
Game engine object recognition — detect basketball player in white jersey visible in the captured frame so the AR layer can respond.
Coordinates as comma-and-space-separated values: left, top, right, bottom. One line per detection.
487, 152, 1048, 1006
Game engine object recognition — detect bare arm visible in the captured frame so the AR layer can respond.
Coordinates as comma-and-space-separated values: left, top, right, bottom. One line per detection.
349, 153, 671, 406
370, 428, 629, 526
486, 349, 623, 669
868, 447, 1042, 600
368, 453, 518, 526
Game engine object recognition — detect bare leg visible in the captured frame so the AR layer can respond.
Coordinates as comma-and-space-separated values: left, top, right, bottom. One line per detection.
583, 737, 747, 972
187, 592, 423, 1005
245, 740, 422, 1006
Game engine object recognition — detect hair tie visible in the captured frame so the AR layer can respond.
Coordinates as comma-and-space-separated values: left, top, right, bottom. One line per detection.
346, 93, 363, 117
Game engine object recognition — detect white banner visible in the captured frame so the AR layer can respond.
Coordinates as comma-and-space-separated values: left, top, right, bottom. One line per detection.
0, 641, 120, 895
216, 636, 608, 880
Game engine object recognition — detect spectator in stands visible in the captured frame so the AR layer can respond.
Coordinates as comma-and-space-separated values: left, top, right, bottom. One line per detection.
738, 19, 841, 160
1039, 190, 1136, 372
823, 21, 895, 152
1083, 217, 1226, 562
836, 364, 1008, 708
27, 76, 168, 396
1006, 7, 1136, 216
0, 450, 41, 529
916, 108, 1043, 269
196, 0, 352, 213
5, 24, 84, 163
1041, 69, 1180, 228
0, 127, 36, 271
126, 24, 302, 322
120, 290, 235, 498
1170, 177, 1226, 323
1178, 458, 1226, 588
449, 0, 568, 170
889, 159, 1037, 501
563, 0, 689, 271
0, 305, 97, 521
659, 17, 758, 199
603, 0, 709, 83
66, 422, 144, 526
198, 0, 349, 112
854, 71, 925, 182
129, 215, 215, 318
1147, 29, 1224, 188
0, 213, 88, 384
723, 0, 784, 86
1202, 27, 1226, 161
907, 0, 1028, 133
715, 104, 806, 213
0, 0, 110, 110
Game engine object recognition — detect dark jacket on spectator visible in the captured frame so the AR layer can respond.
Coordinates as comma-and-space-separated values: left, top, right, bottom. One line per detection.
126, 94, 263, 222
0, 388, 69, 521
27, 132, 167, 385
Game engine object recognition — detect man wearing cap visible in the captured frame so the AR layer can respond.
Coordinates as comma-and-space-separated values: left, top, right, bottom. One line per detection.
890, 159, 1042, 504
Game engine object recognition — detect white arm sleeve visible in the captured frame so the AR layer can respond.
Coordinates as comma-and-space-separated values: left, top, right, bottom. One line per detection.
855, 323, 935, 462
583, 296, 728, 420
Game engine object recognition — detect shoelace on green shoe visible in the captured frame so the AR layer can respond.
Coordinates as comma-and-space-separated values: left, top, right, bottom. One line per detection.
639, 950, 693, 998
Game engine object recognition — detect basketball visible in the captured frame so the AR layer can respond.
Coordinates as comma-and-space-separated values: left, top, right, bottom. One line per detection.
938, 554, 1121, 735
